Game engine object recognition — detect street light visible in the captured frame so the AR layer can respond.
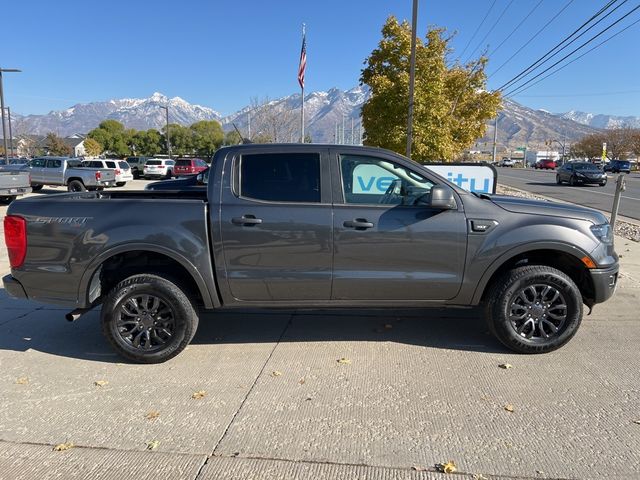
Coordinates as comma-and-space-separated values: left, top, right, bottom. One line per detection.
158, 105, 171, 159
2, 107, 14, 157
0, 68, 21, 162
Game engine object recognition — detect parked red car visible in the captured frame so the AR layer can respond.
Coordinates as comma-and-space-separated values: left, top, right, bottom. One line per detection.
535, 159, 557, 170
174, 158, 209, 176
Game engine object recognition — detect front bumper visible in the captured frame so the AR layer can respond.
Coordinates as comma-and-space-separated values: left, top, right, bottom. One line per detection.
2, 274, 27, 299
589, 264, 619, 303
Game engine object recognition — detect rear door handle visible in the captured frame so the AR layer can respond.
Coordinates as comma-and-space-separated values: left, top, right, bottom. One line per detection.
343, 219, 374, 230
232, 215, 263, 226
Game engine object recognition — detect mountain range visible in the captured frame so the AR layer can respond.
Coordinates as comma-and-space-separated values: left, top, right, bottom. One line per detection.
8, 89, 640, 150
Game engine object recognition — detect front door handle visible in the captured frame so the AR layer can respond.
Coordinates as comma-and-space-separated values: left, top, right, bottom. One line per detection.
232, 215, 263, 226
344, 219, 374, 230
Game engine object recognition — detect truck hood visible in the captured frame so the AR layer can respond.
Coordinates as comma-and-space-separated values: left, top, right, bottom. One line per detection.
488, 195, 607, 224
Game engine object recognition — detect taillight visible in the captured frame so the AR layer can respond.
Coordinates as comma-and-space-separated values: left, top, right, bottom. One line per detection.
4, 215, 27, 269
115, 169, 121, 175
95, 171, 101, 181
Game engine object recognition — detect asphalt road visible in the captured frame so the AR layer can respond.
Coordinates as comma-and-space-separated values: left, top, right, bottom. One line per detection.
495, 167, 640, 220
1, 180, 640, 479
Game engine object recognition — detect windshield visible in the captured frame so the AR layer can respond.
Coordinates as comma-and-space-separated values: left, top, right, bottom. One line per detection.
574, 163, 600, 171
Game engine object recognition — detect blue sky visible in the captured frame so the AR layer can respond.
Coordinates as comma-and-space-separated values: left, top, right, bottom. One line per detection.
2, 0, 640, 116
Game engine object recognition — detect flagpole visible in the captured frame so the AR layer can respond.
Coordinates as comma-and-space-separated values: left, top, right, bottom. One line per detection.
300, 23, 305, 143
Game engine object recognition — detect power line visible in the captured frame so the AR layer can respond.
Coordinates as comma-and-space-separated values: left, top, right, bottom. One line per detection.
504, 5, 640, 97
457, 0, 497, 62
488, 0, 575, 79
496, 0, 620, 91
488, 0, 545, 57
517, 88, 640, 98
465, 0, 516, 63
506, 16, 640, 97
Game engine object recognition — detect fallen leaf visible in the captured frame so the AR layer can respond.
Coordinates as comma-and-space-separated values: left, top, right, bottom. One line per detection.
271, 371, 282, 377
337, 358, 351, 364
146, 440, 160, 451
94, 380, 109, 387
498, 363, 513, 369
53, 442, 74, 452
145, 410, 160, 421
191, 390, 206, 399
411, 465, 426, 471
504, 404, 515, 413
436, 460, 457, 474
384, 324, 393, 329
15, 377, 29, 385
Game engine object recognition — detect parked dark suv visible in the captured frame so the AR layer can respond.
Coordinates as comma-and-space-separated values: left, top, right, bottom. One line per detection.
125, 156, 151, 179
604, 160, 631, 174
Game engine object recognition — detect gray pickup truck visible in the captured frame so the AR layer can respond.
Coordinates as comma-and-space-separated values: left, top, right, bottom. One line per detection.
2, 144, 618, 363
0, 170, 32, 202
15, 157, 115, 192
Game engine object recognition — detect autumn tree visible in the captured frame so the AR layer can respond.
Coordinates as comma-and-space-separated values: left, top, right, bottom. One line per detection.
572, 128, 639, 160
45, 133, 72, 156
83, 137, 103, 157
360, 16, 501, 160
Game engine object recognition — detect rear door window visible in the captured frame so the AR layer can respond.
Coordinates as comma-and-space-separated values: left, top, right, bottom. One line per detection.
239, 153, 321, 203
105, 161, 117, 168
45, 159, 62, 168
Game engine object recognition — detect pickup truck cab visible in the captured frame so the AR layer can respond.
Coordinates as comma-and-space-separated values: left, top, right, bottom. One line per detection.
3, 145, 619, 363
18, 157, 116, 192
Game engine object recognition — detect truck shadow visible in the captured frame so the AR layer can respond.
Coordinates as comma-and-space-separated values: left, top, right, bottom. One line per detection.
0, 295, 509, 362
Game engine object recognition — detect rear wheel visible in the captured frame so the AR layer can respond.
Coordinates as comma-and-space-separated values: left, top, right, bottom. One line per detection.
485, 266, 583, 354
31, 185, 44, 192
67, 180, 86, 192
556, 175, 562, 184
101, 274, 199, 363
569, 175, 577, 186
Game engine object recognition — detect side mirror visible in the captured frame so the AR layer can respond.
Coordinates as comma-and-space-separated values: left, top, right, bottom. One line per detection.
430, 185, 457, 210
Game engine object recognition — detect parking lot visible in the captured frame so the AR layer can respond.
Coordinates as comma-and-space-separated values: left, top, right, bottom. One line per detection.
1, 182, 640, 479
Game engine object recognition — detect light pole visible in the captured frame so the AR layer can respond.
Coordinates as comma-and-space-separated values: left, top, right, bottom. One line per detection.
3, 107, 14, 157
159, 105, 171, 159
0, 68, 21, 162
406, 0, 419, 158
547, 139, 567, 162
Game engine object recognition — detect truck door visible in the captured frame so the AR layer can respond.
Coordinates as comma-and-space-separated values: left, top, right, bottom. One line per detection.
331, 150, 467, 301
43, 158, 63, 185
218, 148, 333, 302
28, 158, 46, 184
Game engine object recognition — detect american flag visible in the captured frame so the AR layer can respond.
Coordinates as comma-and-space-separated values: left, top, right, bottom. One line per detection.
298, 29, 307, 89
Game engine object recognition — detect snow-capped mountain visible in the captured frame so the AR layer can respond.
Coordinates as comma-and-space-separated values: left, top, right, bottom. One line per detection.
559, 110, 640, 129
8, 88, 620, 150
13, 92, 221, 136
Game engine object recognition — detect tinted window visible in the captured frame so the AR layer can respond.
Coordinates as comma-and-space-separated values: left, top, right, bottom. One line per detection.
240, 153, 321, 203
167, 160, 175, 166
31, 159, 46, 168
176, 160, 191, 167
127, 158, 139, 164
118, 161, 129, 169
146, 160, 161, 165
45, 159, 62, 168
105, 161, 117, 168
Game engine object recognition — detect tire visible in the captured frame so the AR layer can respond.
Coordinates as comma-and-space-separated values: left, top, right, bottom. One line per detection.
67, 180, 86, 192
600, 181, 607, 187
556, 175, 562, 185
485, 266, 583, 354
569, 175, 577, 186
31, 185, 44, 192
165, 170, 172, 179
101, 274, 199, 363
132, 170, 140, 179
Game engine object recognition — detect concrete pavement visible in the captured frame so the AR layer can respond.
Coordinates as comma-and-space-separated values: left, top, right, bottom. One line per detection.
0, 184, 639, 479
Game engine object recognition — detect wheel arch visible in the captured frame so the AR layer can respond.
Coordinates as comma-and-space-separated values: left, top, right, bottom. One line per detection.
473, 244, 596, 307
79, 244, 219, 309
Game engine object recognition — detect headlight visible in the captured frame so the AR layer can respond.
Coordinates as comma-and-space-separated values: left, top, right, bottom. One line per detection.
590, 223, 613, 244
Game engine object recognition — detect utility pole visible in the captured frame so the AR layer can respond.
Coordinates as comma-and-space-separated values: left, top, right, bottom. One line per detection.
7, 107, 14, 157
406, 0, 419, 158
0, 68, 21, 162
492, 115, 499, 163
248, 110, 251, 139
159, 105, 171, 159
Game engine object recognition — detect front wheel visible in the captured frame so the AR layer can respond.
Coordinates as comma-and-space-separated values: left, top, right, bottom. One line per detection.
485, 266, 583, 354
569, 175, 577, 186
31, 185, 44, 192
101, 274, 199, 363
556, 175, 562, 185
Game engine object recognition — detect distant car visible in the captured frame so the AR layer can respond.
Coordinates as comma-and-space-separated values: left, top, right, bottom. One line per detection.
534, 159, 557, 170
82, 159, 133, 187
125, 156, 151, 179
145, 168, 209, 191
603, 160, 631, 174
499, 158, 516, 167
556, 162, 607, 186
143, 159, 175, 179
174, 158, 208, 176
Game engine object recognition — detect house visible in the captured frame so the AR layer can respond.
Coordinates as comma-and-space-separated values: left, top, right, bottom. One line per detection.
63, 135, 87, 157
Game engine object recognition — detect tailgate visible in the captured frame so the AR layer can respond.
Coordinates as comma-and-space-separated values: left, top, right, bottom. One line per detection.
0, 171, 31, 191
